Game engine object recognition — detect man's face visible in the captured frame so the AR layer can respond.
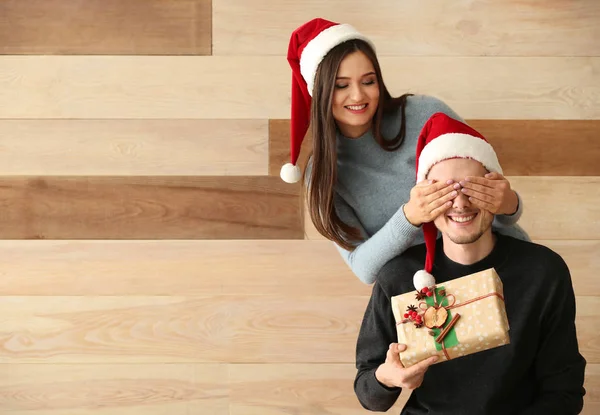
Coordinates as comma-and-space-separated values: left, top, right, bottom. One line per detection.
427, 158, 494, 245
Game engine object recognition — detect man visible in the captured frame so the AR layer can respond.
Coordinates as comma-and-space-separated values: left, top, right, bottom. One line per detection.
353, 113, 586, 414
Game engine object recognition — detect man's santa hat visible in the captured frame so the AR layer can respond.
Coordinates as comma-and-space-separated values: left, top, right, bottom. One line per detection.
413, 112, 503, 292
280, 18, 376, 183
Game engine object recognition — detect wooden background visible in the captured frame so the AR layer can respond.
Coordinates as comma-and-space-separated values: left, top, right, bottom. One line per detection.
0, 1, 599, 413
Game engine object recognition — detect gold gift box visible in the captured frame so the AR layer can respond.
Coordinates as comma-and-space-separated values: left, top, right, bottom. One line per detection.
391, 268, 510, 367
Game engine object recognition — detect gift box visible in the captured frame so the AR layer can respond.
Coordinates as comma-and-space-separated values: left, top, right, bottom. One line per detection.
390, 268, 510, 367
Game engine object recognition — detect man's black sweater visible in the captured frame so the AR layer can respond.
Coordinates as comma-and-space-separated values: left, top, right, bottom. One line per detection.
354, 233, 586, 415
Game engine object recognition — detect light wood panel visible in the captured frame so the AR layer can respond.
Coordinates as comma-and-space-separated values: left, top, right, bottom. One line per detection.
230, 364, 600, 415
0, 120, 267, 175
304, 177, 600, 241
511, 177, 600, 240
0, 364, 228, 414
270, 120, 600, 177
2, 363, 597, 414
1, 56, 598, 120
0, 240, 366, 296
0, 176, 302, 239
0, 0, 212, 55
583, 364, 600, 415
0, 296, 364, 363
574, 296, 600, 364
213, 0, 600, 56
229, 364, 410, 415
0, 240, 596, 297
0, 296, 595, 364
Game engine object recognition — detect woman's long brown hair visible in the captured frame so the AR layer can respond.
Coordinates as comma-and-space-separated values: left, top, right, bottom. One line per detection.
303, 39, 412, 251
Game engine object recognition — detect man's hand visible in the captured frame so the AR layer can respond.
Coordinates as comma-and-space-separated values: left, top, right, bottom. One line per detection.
459, 172, 519, 215
375, 343, 438, 390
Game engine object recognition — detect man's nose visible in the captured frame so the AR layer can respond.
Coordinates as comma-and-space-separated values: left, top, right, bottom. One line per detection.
452, 190, 471, 209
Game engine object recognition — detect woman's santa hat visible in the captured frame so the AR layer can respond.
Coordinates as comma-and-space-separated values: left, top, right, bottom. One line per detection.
413, 112, 503, 292
280, 18, 376, 183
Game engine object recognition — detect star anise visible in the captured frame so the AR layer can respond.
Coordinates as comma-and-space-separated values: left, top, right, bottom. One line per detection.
415, 290, 426, 300
406, 305, 418, 313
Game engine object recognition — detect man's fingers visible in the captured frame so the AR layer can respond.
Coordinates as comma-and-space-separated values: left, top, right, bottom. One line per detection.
403, 355, 439, 378
389, 343, 407, 355
396, 343, 407, 352
387, 343, 406, 366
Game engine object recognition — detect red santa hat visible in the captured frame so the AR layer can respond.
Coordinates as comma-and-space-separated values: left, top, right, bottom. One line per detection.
280, 18, 376, 183
413, 112, 503, 292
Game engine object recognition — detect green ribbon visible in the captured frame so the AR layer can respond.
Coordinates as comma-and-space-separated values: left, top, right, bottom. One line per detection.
425, 286, 459, 351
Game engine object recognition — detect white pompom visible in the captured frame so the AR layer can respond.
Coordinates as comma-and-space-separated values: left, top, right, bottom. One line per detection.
413, 270, 436, 292
280, 163, 302, 183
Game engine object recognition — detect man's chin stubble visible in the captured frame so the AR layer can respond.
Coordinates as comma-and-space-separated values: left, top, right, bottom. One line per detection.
447, 230, 485, 245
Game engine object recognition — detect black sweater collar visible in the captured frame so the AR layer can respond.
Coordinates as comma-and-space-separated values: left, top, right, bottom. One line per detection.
432, 233, 512, 282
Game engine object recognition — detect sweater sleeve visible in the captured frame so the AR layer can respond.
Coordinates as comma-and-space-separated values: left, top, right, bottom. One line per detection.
334, 193, 421, 285
519, 257, 586, 415
354, 281, 402, 411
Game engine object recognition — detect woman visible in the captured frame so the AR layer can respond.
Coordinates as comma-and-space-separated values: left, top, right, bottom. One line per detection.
280, 18, 530, 284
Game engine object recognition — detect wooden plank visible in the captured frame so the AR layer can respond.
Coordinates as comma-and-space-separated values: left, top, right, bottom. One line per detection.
0, 120, 267, 176
0, 240, 596, 297
229, 364, 410, 415
269, 120, 312, 177
0, 364, 228, 414
1, 56, 598, 120
512, 177, 600, 240
269, 120, 600, 177
0, 0, 211, 55
0, 176, 302, 240
230, 363, 600, 415
2, 363, 597, 414
0, 296, 595, 364
583, 364, 600, 415
574, 296, 600, 364
471, 120, 600, 176
542, 241, 600, 298
0, 240, 367, 296
304, 177, 600, 241
0, 296, 364, 363
213, 0, 600, 56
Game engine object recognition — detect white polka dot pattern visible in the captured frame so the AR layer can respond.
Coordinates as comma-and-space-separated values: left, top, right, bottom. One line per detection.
390, 268, 511, 368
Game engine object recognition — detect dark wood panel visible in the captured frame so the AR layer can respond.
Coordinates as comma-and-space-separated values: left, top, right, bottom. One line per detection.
0, 177, 302, 239
269, 120, 312, 177
269, 120, 600, 176
0, 0, 211, 55
470, 120, 600, 176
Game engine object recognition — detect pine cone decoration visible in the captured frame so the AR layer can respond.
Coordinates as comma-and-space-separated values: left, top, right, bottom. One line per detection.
438, 289, 446, 297
406, 305, 418, 313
